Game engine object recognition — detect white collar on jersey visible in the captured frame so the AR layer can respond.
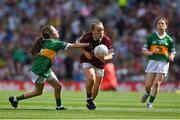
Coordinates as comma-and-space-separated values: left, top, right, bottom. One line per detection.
155, 31, 167, 39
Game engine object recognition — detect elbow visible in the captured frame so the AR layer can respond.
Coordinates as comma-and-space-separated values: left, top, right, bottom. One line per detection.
142, 51, 146, 55
142, 49, 148, 55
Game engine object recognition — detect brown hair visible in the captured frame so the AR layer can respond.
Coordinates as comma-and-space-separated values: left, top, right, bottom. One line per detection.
28, 25, 53, 56
154, 17, 168, 27
80, 20, 104, 38
90, 20, 103, 31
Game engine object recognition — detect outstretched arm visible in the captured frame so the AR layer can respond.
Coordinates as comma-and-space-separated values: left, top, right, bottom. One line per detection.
68, 43, 89, 48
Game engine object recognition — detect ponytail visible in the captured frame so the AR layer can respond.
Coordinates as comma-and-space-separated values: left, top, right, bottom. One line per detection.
28, 25, 54, 57
28, 36, 44, 57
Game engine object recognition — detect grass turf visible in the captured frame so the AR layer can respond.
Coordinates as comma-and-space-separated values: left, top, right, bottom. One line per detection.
0, 91, 180, 119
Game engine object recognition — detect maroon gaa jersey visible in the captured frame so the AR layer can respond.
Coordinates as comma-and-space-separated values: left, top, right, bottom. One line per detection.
79, 32, 113, 69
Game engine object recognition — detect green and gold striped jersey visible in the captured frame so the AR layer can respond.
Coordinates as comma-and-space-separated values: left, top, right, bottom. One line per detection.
143, 32, 176, 62
31, 39, 69, 77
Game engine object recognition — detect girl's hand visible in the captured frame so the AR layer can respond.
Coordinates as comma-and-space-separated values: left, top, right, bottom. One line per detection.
152, 48, 159, 54
169, 54, 175, 62
84, 51, 92, 60
144, 48, 159, 56
95, 55, 106, 63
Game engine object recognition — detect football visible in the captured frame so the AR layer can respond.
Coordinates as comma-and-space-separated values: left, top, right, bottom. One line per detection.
94, 44, 108, 57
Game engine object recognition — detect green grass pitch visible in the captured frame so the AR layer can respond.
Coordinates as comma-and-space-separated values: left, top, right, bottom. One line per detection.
0, 91, 180, 119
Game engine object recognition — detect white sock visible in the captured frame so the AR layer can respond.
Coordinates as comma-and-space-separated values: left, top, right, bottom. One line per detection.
13, 97, 17, 102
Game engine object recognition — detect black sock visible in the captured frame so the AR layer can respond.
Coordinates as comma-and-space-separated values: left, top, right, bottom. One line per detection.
16, 94, 25, 101
146, 91, 150, 94
87, 93, 92, 98
56, 99, 61, 107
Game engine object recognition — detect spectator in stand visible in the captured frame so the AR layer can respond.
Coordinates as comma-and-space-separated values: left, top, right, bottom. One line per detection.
0, 0, 179, 84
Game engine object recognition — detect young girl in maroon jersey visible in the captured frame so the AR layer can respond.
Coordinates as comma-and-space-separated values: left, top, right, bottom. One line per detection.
78, 21, 114, 110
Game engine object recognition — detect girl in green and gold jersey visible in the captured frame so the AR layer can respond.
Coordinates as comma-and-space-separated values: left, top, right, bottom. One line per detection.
9, 25, 89, 110
141, 17, 176, 108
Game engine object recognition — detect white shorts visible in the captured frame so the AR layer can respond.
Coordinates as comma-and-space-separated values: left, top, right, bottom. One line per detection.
81, 63, 104, 77
145, 60, 169, 76
31, 70, 58, 84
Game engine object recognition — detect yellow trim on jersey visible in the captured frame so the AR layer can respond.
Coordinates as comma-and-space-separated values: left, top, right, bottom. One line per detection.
39, 48, 56, 60
150, 45, 168, 55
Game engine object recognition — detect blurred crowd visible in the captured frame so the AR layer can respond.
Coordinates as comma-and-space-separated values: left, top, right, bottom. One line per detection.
0, 0, 179, 82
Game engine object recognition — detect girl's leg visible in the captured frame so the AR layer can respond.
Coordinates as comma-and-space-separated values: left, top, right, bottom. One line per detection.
92, 76, 103, 100
9, 83, 44, 108
83, 67, 96, 99
141, 73, 155, 103
21, 83, 44, 99
83, 67, 96, 110
46, 80, 63, 108
145, 73, 156, 93
148, 73, 165, 105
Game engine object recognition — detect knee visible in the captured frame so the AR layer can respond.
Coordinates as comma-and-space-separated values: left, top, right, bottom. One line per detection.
87, 78, 95, 86
145, 84, 151, 91
86, 75, 95, 83
88, 75, 96, 82
153, 81, 161, 87
93, 85, 100, 90
35, 90, 43, 96
54, 83, 62, 90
